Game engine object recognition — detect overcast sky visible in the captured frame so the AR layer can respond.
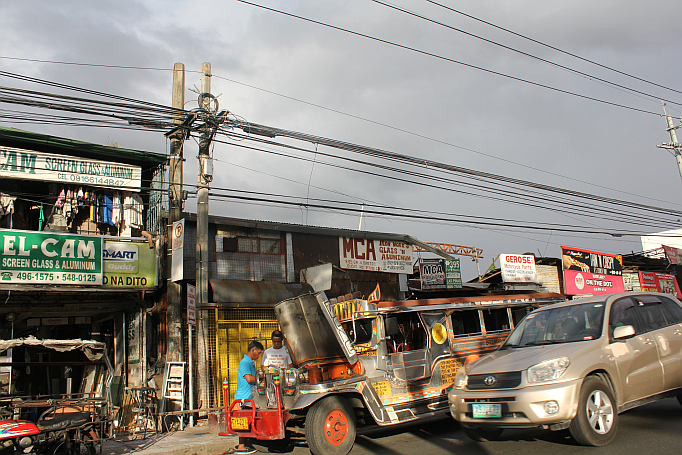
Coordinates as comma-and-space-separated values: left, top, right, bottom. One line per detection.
2, 0, 682, 278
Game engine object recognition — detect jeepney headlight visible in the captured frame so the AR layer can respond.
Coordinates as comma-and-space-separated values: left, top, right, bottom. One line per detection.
285, 369, 299, 386
454, 367, 468, 389
527, 357, 570, 383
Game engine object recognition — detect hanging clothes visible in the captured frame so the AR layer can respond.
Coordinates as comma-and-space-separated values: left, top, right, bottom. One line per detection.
102, 191, 113, 226
38, 204, 45, 231
54, 189, 66, 208
112, 191, 122, 230
124, 193, 144, 229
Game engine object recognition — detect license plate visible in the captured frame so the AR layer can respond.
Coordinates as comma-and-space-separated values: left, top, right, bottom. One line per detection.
231, 417, 249, 430
472, 403, 502, 418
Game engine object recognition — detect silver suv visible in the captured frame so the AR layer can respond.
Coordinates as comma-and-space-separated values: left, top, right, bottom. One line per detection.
448, 292, 682, 446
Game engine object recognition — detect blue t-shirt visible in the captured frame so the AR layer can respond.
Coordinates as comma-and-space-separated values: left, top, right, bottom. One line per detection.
235, 354, 257, 400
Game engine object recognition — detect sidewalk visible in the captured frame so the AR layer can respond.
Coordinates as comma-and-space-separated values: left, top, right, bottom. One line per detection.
102, 423, 238, 455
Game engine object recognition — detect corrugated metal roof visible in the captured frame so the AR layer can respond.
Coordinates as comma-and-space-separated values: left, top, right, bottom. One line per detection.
0, 126, 167, 167
183, 211, 415, 242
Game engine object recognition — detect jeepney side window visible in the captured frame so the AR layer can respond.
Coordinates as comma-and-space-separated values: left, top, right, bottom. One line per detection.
387, 312, 427, 352
510, 306, 532, 327
450, 310, 482, 337
481, 308, 511, 333
342, 318, 374, 345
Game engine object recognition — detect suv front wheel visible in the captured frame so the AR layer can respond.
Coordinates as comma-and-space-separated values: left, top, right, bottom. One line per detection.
569, 376, 618, 446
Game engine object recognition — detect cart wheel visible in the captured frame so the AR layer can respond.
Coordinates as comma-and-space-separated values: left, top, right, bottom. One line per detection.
74, 434, 97, 455
305, 396, 356, 455
47, 433, 71, 455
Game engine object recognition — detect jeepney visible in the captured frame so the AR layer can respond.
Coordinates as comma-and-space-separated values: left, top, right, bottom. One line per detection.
223, 291, 564, 455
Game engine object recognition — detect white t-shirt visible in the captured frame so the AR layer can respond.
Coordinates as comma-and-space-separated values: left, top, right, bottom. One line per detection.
262, 346, 292, 369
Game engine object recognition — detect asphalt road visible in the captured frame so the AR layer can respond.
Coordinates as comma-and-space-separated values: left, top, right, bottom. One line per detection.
286, 397, 682, 455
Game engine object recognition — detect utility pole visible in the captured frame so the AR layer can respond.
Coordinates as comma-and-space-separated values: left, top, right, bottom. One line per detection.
657, 102, 682, 182
167, 63, 185, 363
196, 62, 213, 416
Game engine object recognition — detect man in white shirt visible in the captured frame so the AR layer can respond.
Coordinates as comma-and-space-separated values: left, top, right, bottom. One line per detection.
261, 330, 292, 369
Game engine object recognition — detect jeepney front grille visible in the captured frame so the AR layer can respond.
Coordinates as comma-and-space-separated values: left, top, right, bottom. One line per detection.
467, 372, 522, 390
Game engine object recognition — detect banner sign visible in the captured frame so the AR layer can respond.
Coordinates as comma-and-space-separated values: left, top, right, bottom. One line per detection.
171, 219, 185, 282
419, 258, 462, 290
623, 272, 641, 292
339, 237, 413, 274
500, 254, 537, 282
187, 283, 196, 326
638, 271, 682, 298
0, 229, 102, 285
102, 239, 158, 288
561, 246, 624, 295
662, 245, 682, 265
0, 146, 142, 191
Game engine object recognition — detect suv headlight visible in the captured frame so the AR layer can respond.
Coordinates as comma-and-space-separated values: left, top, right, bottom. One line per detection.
527, 357, 570, 383
454, 367, 468, 389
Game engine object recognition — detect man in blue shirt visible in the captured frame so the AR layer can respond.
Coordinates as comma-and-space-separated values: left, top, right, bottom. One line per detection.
231, 340, 263, 454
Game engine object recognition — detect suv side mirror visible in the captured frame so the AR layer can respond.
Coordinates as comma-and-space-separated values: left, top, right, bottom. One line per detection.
385, 317, 400, 336
613, 325, 636, 340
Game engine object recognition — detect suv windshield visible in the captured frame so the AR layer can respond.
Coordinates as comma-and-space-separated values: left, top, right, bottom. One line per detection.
503, 302, 605, 348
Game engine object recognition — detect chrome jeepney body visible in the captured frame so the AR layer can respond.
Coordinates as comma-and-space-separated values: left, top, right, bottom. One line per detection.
225, 291, 565, 454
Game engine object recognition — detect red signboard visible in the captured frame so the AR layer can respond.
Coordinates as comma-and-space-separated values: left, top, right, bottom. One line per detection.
662, 245, 682, 265
561, 246, 624, 296
638, 271, 682, 298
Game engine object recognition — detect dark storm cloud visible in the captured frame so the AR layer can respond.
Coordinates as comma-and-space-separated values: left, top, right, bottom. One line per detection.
2, 0, 682, 278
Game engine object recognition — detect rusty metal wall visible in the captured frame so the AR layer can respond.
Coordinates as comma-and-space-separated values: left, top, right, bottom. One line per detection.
291, 232, 401, 300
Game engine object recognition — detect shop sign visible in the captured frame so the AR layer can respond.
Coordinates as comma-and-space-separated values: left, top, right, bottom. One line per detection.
0, 147, 142, 191
500, 254, 536, 282
561, 246, 624, 296
638, 271, 682, 298
171, 219, 185, 282
663, 245, 682, 265
102, 239, 158, 288
0, 229, 102, 285
623, 272, 641, 292
126, 312, 141, 364
419, 258, 462, 290
187, 283, 196, 326
339, 237, 413, 274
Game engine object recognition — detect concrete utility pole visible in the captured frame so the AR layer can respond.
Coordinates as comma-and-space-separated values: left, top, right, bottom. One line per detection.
167, 63, 185, 363
196, 62, 215, 415
657, 102, 682, 183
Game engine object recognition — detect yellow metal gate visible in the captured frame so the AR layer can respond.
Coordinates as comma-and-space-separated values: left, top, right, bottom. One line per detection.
217, 308, 279, 405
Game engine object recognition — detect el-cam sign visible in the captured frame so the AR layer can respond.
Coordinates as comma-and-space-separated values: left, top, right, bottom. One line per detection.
0, 229, 102, 285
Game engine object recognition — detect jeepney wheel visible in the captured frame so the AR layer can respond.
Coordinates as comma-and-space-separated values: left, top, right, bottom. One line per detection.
462, 427, 503, 441
305, 396, 356, 455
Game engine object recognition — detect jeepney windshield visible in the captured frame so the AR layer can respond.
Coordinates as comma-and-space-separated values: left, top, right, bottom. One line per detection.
342, 318, 374, 344
502, 302, 605, 348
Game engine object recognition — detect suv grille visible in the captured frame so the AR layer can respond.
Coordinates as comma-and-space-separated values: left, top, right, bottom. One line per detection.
468, 371, 522, 389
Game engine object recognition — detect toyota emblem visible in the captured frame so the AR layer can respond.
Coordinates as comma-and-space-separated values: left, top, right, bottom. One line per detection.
484, 375, 497, 386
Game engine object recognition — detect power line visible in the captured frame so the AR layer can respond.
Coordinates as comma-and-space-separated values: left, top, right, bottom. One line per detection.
3, 57, 679, 208
423, 0, 682, 97
206, 190, 672, 237
221, 120, 682, 218
211, 134, 679, 230
371, 0, 682, 107
234, 0, 662, 116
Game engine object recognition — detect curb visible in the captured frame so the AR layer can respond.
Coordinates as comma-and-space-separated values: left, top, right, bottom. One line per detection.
101, 427, 238, 455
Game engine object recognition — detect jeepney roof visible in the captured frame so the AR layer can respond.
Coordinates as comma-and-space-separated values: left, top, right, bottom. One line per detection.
374, 293, 565, 314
